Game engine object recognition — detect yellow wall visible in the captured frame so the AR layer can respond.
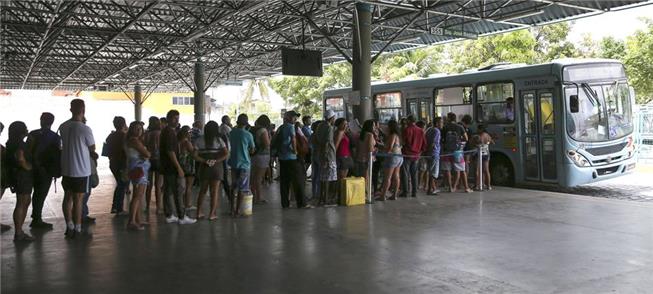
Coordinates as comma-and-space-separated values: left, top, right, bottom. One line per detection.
81, 91, 195, 115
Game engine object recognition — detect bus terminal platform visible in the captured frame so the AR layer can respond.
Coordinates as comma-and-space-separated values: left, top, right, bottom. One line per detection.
2, 181, 653, 294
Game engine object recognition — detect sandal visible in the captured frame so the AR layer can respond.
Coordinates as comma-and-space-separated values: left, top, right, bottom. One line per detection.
14, 233, 35, 242
208, 215, 218, 221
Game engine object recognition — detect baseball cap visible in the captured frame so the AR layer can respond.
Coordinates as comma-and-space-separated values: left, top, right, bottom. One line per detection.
324, 109, 336, 120
286, 110, 301, 118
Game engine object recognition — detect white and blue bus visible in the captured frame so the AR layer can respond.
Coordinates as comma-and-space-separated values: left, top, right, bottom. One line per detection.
323, 59, 637, 187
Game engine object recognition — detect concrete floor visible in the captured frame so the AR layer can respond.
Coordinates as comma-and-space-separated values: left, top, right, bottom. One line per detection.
2, 184, 653, 294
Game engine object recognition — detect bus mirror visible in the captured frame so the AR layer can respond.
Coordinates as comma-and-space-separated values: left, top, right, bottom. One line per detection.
570, 95, 579, 113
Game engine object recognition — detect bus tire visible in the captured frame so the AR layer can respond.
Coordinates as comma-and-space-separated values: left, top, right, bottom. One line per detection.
490, 154, 514, 187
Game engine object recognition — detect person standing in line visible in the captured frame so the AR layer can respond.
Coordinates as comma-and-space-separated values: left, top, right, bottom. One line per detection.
475, 124, 494, 190
376, 120, 402, 201
400, 115, 426, 198
82, 156, 98, 223
417, 121, 429, 191
425, 117, 442, 195
276, 111, 308, 209
250, 115, 271, 204
354, 120, 376, 195
0, 122, 12, 232
105, 116, 128, 214
314, 110, 338, 206
371, 120, 384, 195
219, 115, 232, 207
144, 116, 163, 214
6, 121, 35, 241
309, 120, 322, 201
178, 126, 196, 210
441, 112, 470, 193
27, 112, 60, 229
60, 99, 97, 238
334, 118, 353, 181
301, 115, 313, 173
194, 121, 227, 220
125, 121, 151, 230
160, 110, 196, 225
459, 114, 473, 191
227, 114, 255, 216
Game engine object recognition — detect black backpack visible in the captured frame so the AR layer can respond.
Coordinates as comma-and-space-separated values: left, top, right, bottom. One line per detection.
31, 130, 62, 178
443, 125, 461, 153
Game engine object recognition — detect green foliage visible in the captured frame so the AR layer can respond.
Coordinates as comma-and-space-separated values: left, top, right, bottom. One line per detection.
372, 46, 444, 81
446, 29, 537, 72
623, 18, 653, 104
533, 22, 578, 61
599, 37, 626, 60
269, 62, 351, 118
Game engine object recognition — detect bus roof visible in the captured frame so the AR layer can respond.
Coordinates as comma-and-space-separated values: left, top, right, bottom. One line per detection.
324, 58, 621, 97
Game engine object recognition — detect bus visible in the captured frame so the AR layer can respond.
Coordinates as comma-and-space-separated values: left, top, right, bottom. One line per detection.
323, 59, 637, 188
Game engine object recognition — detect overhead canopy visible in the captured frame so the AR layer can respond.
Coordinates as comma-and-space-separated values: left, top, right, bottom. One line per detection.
1, 0, 649, 91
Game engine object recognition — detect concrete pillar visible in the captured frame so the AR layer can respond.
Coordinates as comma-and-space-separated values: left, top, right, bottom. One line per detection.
134, 83, 142, 122
352, 2, 373, 122
194, 61, 206, 126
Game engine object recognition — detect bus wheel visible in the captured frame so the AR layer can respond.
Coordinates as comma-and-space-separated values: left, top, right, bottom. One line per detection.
490, 155, 514, 187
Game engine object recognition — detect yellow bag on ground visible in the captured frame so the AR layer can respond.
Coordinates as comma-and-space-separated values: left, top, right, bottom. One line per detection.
340, 177, 366, 206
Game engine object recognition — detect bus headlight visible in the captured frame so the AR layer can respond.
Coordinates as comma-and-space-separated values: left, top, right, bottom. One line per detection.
567, 150, 590, 167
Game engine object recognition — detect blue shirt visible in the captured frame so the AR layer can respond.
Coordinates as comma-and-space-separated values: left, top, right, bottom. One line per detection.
278, 123, 297, 161
425, 127, 441, 157
228, 128, 255, 169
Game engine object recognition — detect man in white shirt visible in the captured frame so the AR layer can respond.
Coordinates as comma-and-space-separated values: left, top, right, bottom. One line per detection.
59, 99, 97, 238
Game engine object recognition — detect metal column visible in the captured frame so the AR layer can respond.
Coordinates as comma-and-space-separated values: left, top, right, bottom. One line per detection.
194, 61, 206, 126
352, 2, 373, 122
134, 83, 142, 122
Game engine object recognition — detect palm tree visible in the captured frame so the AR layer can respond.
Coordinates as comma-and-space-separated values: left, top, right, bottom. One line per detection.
240, 79, 271, 115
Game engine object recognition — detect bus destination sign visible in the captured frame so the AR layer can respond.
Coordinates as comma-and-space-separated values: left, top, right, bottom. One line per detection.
430, 27, 478, 39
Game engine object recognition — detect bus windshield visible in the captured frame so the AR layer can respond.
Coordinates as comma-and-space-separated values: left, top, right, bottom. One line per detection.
565, 81, 633, 142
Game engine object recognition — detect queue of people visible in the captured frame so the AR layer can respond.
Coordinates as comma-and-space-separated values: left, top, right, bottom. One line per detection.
0, 98, 493, 242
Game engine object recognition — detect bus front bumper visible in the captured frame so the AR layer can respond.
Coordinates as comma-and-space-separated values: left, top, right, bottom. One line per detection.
563, 156, 637, 187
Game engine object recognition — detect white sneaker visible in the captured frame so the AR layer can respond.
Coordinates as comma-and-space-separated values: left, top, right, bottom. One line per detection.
165, 215, 179, 223
178, 216, 196, 225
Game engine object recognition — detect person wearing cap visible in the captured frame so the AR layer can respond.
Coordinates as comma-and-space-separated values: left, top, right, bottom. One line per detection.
25, 112, 61, 229
314, 110, 338, 206
277, 110, 310, 209
228, 114, 255, 216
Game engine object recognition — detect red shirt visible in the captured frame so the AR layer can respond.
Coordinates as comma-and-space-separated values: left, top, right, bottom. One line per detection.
402, 123, 425, 159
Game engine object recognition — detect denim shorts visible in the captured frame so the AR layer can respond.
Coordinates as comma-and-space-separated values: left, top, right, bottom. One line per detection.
428, 158, 440, 178
383, 155, 403, 168
231, 168, 250, 192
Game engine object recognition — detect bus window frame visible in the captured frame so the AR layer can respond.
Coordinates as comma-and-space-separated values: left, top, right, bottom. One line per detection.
432, 84, 474, 119
374, 91, 403, 122
474, 80, 516, 124
324, 96, 347, 119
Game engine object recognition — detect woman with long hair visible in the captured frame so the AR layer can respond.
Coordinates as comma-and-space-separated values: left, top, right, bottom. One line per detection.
6, 121, 34, 241
125, 121, 151, 230
376, 120, 402, 201
144, 116, 162, 213
250, 115, 271, 204
355, 120, 376, 194
194, 121, 228, 220
178, 126, 196, 211
334, 118, 353, 180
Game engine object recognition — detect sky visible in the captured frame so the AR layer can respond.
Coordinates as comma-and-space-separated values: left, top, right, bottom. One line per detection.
567, 3, 653, 42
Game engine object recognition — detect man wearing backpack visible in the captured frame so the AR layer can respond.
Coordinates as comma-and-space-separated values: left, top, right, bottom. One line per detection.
27, 112, 60, 229
441, 112, 470, 193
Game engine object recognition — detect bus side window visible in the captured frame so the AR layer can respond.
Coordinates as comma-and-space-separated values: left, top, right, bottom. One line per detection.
477, 82, 515, 124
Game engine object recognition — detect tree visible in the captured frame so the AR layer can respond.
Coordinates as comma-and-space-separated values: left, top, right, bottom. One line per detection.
446, 29, 537, 72
599, 36, 626, 60
372, 46, 444, 81
533, 22, 578, 61
269, 62, 351, 118
624, 18, 653, 104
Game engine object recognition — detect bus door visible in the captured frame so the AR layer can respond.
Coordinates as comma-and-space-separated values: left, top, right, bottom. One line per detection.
406, 98, 433, 123
520, 89, 557, 183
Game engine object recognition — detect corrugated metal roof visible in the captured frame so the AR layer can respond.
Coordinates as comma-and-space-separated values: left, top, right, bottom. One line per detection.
0, 0, 650, 91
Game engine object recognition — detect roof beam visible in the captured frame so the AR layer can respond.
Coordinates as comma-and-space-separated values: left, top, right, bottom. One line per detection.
53, 1, 159, 89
